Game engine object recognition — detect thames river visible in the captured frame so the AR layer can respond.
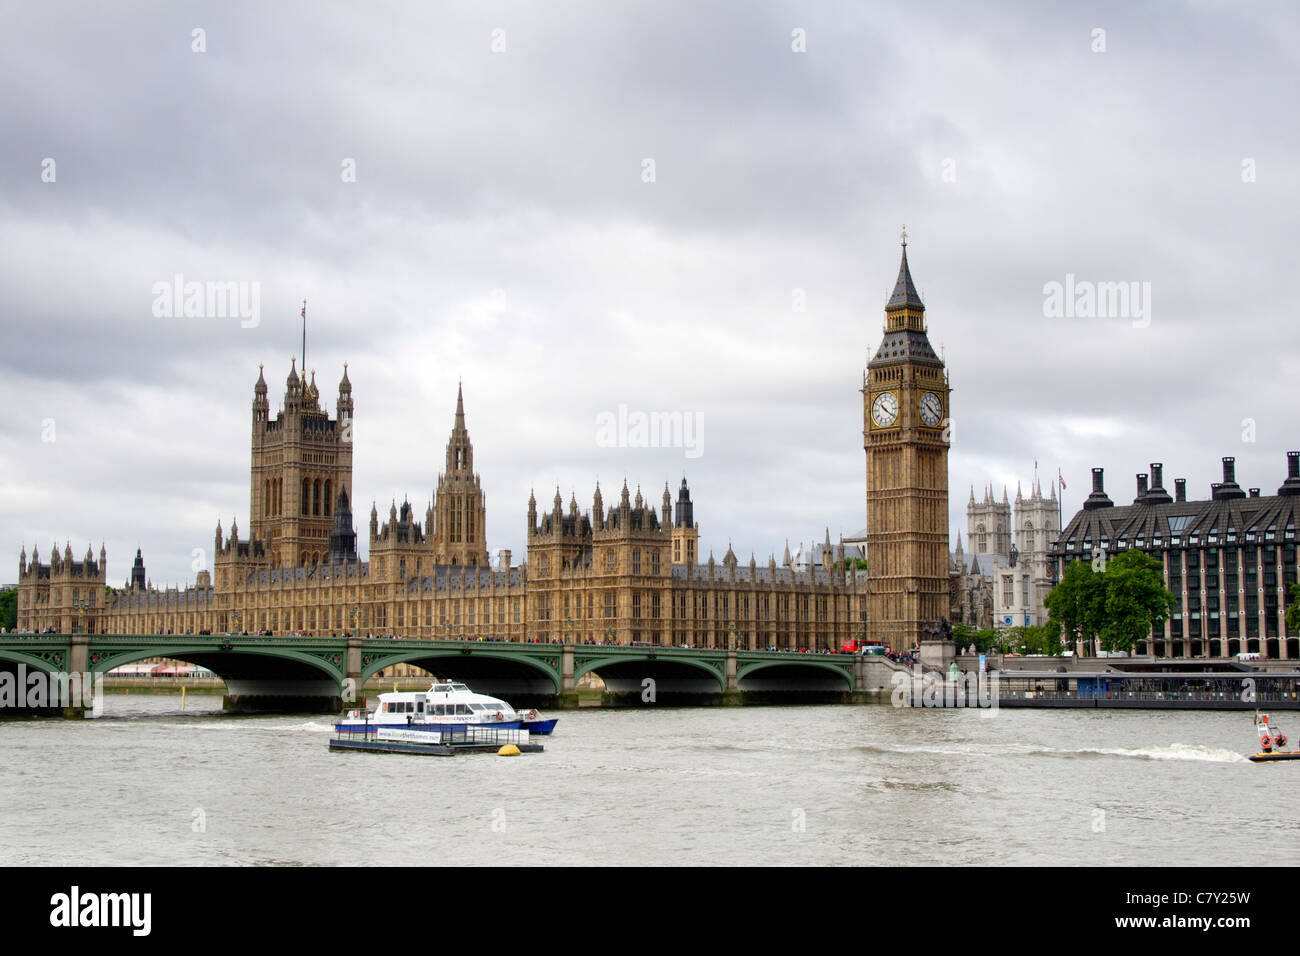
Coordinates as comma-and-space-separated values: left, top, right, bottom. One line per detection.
1, 696, 1294, 866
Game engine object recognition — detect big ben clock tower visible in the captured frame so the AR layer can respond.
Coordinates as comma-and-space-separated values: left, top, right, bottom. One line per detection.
864, 231, 951, 652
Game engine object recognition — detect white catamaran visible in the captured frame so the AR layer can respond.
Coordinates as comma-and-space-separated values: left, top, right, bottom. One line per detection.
334, 680, 558, 735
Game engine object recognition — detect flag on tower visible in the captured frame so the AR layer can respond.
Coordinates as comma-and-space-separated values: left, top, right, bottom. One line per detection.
1058, 469, 1067, 490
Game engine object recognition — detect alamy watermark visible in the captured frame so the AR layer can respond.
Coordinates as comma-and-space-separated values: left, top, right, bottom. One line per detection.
151, 274, 260, 328
890, 662, 999, 712
0, 666, 103, 715
1043, 274, 1151, 328
596, 404, 703, 459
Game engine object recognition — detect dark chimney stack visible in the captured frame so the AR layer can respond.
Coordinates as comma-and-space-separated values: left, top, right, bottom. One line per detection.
1175, 478, 1187, 502
1280, 451, 1300, 497
1084, 467, 1114, 510
1213, 456, 1246, 500
1249, 488, 1261, 497
1136, 473, 1149, 500
1143, 462, 1172, 504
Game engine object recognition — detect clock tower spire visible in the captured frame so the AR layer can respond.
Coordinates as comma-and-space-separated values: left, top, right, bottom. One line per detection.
863, 233, 951, 652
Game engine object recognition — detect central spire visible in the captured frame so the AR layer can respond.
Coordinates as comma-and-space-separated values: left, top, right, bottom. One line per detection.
886, 231, 925, 313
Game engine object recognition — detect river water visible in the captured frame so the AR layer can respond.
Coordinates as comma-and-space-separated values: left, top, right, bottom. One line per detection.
1, 696, 1294, 866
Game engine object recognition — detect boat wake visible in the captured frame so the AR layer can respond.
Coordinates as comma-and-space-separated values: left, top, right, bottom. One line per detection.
296, 720, 337, 734
853, 742, 1247, 763
1064, 744, 1247, 763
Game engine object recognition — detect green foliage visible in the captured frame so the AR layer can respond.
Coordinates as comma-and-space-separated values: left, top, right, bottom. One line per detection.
1099, 549, 1174, 652
1288, 583, 1300, 634
952, 623, 1000, 653
0, 588, 15, 630
1044, 560, 1107, 649
1045, 551, 1174, 654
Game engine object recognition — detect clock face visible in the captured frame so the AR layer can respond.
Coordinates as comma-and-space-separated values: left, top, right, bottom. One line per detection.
920, 392, 943, 426
871, 391, 899, 428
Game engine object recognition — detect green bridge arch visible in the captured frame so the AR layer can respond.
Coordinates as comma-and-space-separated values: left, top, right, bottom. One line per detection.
0, 647, 67, 677
87, 644, 348, 688
359, 648, 562, 691
736, 658, 854, 689
574, 653, 727, 691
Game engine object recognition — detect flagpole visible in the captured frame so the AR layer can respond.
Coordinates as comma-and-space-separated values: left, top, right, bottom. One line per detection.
301, 299, 307, 375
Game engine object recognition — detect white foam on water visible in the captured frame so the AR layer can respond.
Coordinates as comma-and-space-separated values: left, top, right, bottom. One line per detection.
1068, 743, 1248, 763
297, 720, 338, 734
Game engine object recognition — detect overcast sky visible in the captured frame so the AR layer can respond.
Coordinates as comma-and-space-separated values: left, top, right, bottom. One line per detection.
3, 1, 1297, 587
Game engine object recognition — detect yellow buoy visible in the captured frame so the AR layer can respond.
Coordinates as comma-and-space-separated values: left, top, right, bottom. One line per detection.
498, 744, 521, 757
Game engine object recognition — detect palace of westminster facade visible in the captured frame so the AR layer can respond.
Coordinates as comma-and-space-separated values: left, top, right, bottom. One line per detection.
16, 245, 962, 652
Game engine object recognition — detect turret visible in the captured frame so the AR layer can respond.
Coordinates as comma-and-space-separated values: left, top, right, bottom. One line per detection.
253, 364, 269, 427
131, 548, 146, 590
338, 362, 352, 403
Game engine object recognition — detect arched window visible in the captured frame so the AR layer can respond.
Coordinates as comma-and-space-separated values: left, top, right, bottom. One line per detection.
324, 480, 332, 517
313, 479, 322, 516
301, 479, 310, 515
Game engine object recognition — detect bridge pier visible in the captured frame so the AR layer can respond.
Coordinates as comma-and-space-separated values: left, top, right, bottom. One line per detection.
553, 643, 581, 708
722, 648, 742, 705
346, 635, 363, 710
63, 634, 91, 718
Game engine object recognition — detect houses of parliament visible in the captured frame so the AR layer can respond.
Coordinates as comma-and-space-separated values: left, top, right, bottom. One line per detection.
16, 243, 956, 652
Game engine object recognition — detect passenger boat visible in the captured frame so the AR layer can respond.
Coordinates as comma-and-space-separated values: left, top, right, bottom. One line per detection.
333, 679, 558, 736
1249, 713, 1300, 762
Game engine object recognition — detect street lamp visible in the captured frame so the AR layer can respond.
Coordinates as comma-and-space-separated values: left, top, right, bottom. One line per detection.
351, 606, 360, 641
231, 610, 242, 636
728, 624, 737, 652
73, 600, 89, 635
606, 627, 615, 647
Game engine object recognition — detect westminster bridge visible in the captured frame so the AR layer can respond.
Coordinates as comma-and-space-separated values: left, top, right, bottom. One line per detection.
0, 633, 908, 715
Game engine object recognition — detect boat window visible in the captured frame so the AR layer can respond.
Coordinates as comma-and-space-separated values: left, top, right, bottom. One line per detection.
417, 701, 425, 712
457, 704, 471, 715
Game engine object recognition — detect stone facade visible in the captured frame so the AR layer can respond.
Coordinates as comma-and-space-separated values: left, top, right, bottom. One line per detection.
19, 360, 873, 649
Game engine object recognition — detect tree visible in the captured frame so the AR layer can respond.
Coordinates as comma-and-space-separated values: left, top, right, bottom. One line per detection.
952, 622, 999, 653
1287, 583, 1300, 635
1045, 560, 1107, 651
1099, 549, 1175, 653
1020, 621, 1063, 655
0, 588, 15, 630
